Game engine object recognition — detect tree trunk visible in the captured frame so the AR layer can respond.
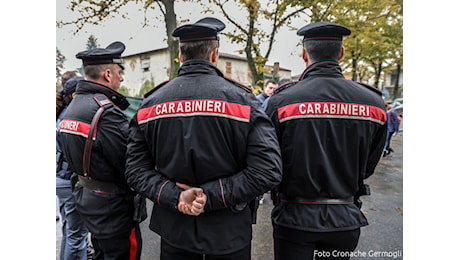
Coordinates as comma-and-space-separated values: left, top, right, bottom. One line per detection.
375, 61, 383, 89
161, 0, 179, 79
351, 55, 358, 81
351, 37, 359, 81
244, 5, 263, 88
245, 48, 260, 88
393, 63, 401, 98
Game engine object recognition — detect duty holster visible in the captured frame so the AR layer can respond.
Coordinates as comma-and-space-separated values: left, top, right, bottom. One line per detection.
132, 193, 147, 223
249, 198, 259, 224
270, 187, 279, 206
354, 183, 371, 209
70, 173, 79, 192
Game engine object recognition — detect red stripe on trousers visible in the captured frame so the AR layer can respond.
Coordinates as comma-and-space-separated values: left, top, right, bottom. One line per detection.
129, 227, 138, 260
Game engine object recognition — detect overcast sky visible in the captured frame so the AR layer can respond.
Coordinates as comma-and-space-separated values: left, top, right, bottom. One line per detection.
56, 1, 311, 76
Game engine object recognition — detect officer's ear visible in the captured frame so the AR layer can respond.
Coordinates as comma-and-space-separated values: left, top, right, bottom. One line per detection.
338, 46, 344, 61
210, 48, 219, 65
103, 69, 111, 82
302, 48, 309, 63
179, 53, 184, 63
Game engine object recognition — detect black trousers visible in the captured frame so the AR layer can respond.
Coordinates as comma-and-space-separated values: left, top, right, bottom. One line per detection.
160, 239, 251, 260
273, 224, 360, 260
92, 224, 142, 260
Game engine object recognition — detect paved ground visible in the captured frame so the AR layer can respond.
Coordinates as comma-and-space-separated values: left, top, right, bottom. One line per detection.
57, 134, 403, 259
354, 134, 403, 259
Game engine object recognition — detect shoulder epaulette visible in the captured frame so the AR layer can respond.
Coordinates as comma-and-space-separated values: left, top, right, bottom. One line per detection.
144, 80, 171, 98
93, 94, 113, 108
223, 77, 252, 93
274, 81, 297, 94
356, 82, 383, 97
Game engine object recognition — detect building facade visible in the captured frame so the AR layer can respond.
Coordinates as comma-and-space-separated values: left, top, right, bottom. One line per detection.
264, 62, 292, 83
383, 67, 403, 97
122, 48, 170, 97
122, 48, 291, 96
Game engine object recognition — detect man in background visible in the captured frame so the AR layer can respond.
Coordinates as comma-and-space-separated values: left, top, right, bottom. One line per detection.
256, 79, 277, 105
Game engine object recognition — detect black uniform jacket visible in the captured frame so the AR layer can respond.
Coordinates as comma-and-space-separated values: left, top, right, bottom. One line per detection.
59, 80, 134, 239
125, 59, 282, 254
266, 61, 387, 232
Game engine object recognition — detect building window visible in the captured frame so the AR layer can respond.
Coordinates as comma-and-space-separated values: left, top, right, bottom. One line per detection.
141, 57, 150, 72
390, 72, 397, 86
226, 62, 232, 77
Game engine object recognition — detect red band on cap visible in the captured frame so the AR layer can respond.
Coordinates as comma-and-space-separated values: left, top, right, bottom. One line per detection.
303, 37, 342, 41
179, 36, 218, 42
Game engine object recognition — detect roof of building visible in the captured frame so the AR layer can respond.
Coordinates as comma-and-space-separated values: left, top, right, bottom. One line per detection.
123, 47, 169, 59
123, 47, 290, 72
219, 52, 247, 61
265, 63, 291, 72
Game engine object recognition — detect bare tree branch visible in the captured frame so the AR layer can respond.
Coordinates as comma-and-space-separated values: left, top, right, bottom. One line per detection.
211, 0, 248, 35
156, 0, 166, 16
264, 5, 308, 59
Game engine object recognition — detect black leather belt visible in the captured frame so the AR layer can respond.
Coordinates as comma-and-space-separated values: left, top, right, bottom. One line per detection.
78, 175, 127, 195
279, 194, 354, 204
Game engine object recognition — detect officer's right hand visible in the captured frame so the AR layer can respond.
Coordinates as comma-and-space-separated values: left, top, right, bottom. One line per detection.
176, 183, 207, 216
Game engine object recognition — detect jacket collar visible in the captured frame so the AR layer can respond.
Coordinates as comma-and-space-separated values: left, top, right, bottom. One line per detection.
299, 60, 344, 81
76, 80, 130, 110
178, 59, 224, 77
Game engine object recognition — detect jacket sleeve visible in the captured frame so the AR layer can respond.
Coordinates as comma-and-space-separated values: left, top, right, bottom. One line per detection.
365, 117, 388, 179
125, 114, 183, 211
200, 105, 282, 212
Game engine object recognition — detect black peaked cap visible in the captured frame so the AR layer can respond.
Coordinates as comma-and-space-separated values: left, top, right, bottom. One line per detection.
76, 41, 126, 69
172, 17, 225, 42
297, 22, 351, 41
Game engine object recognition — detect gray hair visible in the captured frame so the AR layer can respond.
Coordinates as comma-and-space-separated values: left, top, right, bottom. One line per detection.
179, 40, 219, 61
83, 64, 116, 80
303, 40, 342, 63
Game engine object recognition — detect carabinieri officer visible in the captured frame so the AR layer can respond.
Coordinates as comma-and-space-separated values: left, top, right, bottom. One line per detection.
59, 41, 142, 259
125, 17, 282, 260
266, 22, 388, 260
